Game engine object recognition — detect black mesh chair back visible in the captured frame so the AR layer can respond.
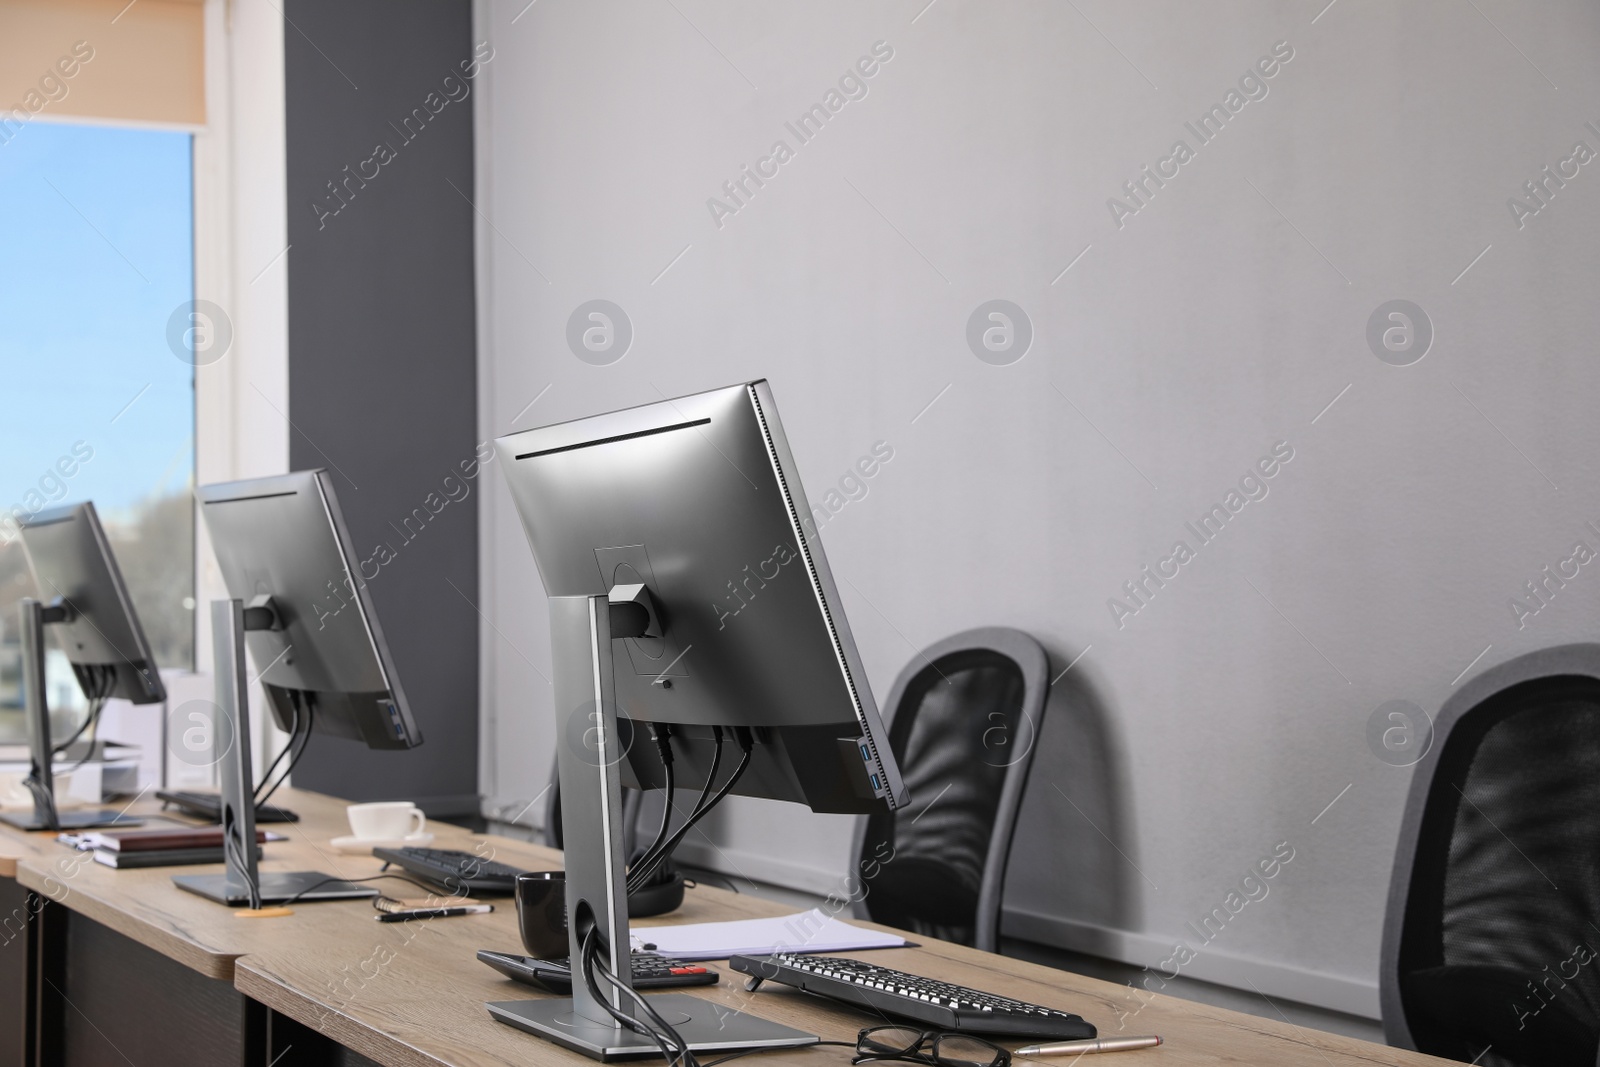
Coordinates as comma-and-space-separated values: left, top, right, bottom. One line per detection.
850, 628, 1049, 952
543, 763, 643, 857
1382, 644, 1600, 1067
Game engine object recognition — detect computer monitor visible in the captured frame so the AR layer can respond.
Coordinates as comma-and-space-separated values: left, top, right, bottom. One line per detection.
197, 471, 422, 750
4, 501, 162, 831
487, 380, 907, 1058
173, 470, 423, 908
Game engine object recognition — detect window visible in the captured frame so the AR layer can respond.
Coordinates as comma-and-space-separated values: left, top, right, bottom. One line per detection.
0, 121, 195, 741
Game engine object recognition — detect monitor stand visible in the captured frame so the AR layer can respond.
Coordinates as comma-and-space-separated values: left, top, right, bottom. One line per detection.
172, 870, 377, 906
486, 593, 817, 1059
172, 599, 374, 907
0, 809, 147, 832
7, 598, 145, 833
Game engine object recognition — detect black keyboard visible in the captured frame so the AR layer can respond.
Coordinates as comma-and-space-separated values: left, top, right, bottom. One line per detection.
478, 949, 719, 994
156, 790, 299, 823
729, 953, 1096, 1040
373, 846, 526, 894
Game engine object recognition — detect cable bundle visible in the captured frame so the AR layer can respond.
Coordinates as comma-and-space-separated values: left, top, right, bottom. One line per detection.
627, 726, 753, 895
565, 724, 758, 1064
581, 925, 699, 1067
255, 693, 313, 809
226, 691, 315, 910
53, 662, 118, 773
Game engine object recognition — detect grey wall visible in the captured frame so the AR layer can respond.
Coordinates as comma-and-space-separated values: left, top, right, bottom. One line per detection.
284, 0, 480, 816
474, 0, 1600, 1015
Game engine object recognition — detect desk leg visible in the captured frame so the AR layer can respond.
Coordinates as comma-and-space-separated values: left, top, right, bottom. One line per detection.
33, 894, 65, 1067
0, 875, 46, 1066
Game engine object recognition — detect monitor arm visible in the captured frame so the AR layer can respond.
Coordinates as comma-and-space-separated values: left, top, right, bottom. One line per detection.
211, 594, 280, 904
18, 596, 83, 829
606, 583, 660, 639
213, 598, 262, 907
169, 596, 378, 912
19, 598, 59, 830
241, 594, 283, 633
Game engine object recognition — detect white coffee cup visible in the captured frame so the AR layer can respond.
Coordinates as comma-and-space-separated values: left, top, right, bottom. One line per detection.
347, 801, 426, 841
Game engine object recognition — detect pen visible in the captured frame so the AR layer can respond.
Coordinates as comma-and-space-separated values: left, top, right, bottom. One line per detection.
376, 905, 493, 922
1013, 1036, 1162, 1056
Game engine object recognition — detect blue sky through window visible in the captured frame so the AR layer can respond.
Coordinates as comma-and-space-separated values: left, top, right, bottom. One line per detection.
0, 121, 194, 521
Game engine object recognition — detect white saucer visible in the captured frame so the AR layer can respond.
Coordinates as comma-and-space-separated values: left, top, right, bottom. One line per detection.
330, 831, 434, 854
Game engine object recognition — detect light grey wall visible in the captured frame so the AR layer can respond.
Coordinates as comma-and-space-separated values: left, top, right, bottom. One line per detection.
473, 0, 1600, 1018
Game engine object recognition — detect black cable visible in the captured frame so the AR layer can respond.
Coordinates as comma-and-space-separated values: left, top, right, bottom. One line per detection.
53, 696, 103, 755
583, 925, 698, 1067
54, 697, 106, 774
52, 698, 100, 753
631, 730, 753, 893
591, 952, 687, 1059
630, 728, 723, 893
278, 871, 444, 909
256, 700, 314, 809
632, 725, 676, 873
23, 776, 54, 825
703, 1042, 856, 1067
253, 696, 302, 803
583, 921, 701, 1061
580, 927, 676, 1055
223, 823, 262, 910
54, 664, 115, 757
678, 869, 741, 893
255, 692, 308, 804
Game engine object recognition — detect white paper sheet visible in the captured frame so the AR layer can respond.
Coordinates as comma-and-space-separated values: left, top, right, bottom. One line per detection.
630, 908, 909, 961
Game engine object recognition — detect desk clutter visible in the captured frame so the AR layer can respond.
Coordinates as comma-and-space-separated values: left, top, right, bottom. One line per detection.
59, 824, 285, 869
478, 950, 719, 994
630, 909, 909, 961
332, 801, 434, 852
157, 788, 300, 823
1, 787, 1469, 1064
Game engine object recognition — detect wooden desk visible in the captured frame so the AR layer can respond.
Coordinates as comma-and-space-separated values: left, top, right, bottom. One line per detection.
5, 788, 552, 983
0, 788, 1454, 1067
239, 900, 1456, 1067
0, 786, 535, 1065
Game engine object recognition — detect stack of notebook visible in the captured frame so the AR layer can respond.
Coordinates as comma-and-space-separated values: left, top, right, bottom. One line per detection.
78, 826, 278, 869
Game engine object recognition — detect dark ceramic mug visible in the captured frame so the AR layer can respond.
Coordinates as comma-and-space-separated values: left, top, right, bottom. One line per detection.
515, 871, 568, 959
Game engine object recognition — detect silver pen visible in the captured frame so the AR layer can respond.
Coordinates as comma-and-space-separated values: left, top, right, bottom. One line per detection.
1013, 1036, 1162, 1056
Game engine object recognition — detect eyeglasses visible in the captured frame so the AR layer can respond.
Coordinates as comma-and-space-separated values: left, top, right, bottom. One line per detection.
853, 1026, 1011, 1067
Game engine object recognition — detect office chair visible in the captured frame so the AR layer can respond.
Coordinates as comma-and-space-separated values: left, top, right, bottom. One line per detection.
542, 763, 643, 856
849, 628, 1050, 953
1381, 643, 1600, 1067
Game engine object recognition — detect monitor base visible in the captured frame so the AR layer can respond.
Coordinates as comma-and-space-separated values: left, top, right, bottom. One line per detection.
0, 809, 145, 831
155, 789, 300, 824
172, 870, 378, 905
487, 993, 818, 1061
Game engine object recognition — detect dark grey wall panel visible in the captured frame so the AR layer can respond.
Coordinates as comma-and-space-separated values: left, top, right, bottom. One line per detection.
283, 0, 479, 816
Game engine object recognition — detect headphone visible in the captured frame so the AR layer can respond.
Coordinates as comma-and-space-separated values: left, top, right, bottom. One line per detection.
627, 847, 685, 917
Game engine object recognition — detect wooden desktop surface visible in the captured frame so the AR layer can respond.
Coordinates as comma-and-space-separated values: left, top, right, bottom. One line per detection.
0, 788, 1453, 1067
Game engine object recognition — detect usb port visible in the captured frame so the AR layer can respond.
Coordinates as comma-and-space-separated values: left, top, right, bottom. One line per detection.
860, 745, 871, 761
870, 774, 881, 791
